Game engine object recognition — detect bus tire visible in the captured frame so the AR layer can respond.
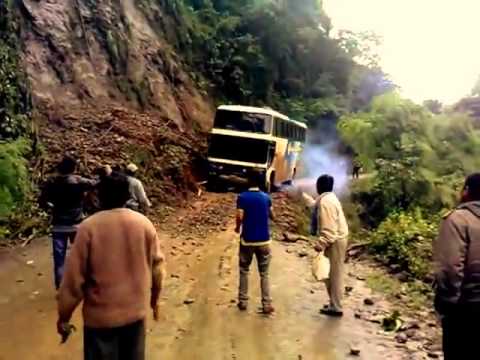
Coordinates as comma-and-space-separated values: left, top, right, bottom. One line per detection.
207, 175, 219, 192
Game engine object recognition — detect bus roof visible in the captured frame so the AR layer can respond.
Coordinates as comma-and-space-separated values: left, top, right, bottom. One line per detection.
217, 105, 307, 129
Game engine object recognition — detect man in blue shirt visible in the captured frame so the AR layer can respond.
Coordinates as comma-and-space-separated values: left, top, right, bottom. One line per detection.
235, 174, 275, 314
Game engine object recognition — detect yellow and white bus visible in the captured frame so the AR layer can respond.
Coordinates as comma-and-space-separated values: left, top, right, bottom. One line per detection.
207, 105, 307, 191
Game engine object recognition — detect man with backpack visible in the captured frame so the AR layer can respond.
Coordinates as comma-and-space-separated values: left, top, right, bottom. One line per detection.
434, 173, 480, 359
39, 155, 96, 289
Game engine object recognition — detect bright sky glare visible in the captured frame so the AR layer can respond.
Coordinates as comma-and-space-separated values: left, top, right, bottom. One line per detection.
324, 0, 480, 104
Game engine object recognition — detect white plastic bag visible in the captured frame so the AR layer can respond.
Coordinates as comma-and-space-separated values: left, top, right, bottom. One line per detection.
312, 252, 330, 281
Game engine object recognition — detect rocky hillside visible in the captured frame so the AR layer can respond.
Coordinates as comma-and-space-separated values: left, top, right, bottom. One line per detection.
18, 0, 214, 130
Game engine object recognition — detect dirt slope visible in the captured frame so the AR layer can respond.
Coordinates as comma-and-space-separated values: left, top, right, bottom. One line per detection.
18, 0, 214, 130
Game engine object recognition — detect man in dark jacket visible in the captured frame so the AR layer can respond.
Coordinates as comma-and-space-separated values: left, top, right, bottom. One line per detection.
40, 156, 96, 288
434, 173, 480, 359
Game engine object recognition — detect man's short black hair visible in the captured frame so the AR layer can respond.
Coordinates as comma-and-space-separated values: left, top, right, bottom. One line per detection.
316, 174, 334, 194
465, 173, 480, 201
98, 174, 131, 210
57, 156, 77, 175
249, 172, 265, 189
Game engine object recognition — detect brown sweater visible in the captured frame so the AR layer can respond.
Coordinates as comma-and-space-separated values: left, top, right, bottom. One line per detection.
58, 208, 165, 328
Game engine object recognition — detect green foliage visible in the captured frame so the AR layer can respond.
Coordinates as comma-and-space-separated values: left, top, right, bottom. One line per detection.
423, 99, 443, 114
136, 0, 388, 123
340, 92, 480, 226
337, 30, 381, 69
366, 271, 432, 311
0, 1, 30, 139
0, 139, 30, 220
370, 210, 438, 279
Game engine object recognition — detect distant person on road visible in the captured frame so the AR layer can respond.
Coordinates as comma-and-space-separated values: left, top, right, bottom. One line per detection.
352, 158, 362, 179
304, 175, 349, 317
235, 173, 275, 315
39, 155, 96, 289
125, 163, 152, 213
434, 173, 480, 359
57, 174, 166, 360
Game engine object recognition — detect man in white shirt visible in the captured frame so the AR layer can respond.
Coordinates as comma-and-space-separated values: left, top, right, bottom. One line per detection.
125, 163, 152, 214
303, 175, 349, 317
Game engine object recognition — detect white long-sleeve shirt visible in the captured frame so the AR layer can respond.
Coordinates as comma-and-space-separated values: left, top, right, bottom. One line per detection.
303, 192, 349, 247
127, 176, 152, 210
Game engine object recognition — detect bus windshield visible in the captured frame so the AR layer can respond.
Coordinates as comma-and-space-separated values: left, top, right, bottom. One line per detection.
213, 110, 272, 134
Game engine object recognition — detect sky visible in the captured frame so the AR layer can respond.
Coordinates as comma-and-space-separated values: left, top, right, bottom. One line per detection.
324, 0, 480, 104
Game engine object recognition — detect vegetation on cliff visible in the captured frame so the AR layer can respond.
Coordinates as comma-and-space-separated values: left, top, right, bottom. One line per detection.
0, 1, 31, 231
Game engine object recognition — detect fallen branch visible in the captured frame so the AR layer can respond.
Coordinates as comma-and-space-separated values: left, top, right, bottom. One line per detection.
21, 234, 35, 248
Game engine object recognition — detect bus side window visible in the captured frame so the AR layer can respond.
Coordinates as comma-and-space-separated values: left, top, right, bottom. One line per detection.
275, 118, 281, 137
280, 120, 286, 139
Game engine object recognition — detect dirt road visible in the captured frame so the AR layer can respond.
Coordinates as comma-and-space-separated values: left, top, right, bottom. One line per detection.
0, 193, 440, 359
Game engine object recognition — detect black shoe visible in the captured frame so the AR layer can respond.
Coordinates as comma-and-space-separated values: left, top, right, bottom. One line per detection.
320, 308, 343, 317
238, 302, 248, 311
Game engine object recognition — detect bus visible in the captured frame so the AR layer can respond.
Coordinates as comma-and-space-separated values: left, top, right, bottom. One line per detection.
207, 105, 307, 191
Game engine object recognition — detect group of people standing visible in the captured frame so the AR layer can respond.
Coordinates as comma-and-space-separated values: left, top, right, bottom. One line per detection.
40, 155, 161, 360
235, 173, 349, 317
40, 156, 152, 289
234, 171, 480, 360
39, 154, 480, 360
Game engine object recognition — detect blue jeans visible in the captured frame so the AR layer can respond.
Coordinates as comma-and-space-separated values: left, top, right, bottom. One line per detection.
52, 231, 76, 289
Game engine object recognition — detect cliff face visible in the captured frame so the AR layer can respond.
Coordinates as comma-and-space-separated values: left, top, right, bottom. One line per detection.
18, 0, 214, 130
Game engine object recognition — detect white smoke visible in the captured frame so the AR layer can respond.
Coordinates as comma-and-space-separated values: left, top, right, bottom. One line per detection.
293, 121, 351, 197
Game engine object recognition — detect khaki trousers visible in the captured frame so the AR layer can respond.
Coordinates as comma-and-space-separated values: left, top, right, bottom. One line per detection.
238, 244, 272, 307
324, 237, 348, 311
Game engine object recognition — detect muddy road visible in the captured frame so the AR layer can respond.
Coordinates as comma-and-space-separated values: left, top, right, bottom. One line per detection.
0, 193, 440, 359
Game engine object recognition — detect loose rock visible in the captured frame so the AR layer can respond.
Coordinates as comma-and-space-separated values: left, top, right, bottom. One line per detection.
395, 333, 408, 344
364, 298, 375, 306
349, 347, 361, 356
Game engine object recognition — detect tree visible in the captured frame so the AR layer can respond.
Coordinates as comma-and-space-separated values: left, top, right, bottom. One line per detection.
423, 99, 443, 114
339, 92, 480, 224
336, 30, 382, 69
472, 74, 480, 96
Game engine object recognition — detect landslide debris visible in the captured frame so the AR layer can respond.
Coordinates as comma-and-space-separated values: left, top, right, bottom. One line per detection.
38, 105, 208, 206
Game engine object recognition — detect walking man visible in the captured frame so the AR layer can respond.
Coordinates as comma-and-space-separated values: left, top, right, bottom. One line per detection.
57, 174, 166, 360
434, 173, 480, 359
352, 158, 362, 179
125, 163, 152, 213
235, 174, 275, 314
39, 155, 96, 289
307, 175, 349, 317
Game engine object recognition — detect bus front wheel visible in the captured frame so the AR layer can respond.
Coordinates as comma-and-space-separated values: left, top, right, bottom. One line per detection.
207, 175, 219, 192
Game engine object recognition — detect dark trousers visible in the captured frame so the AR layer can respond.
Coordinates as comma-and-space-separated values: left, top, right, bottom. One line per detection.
442, 311, 480, 359
239, 244, 272, 307
84, 320, 146, 360
52, 231, 76, 289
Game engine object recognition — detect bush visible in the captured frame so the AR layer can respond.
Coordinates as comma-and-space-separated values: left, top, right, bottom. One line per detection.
369, 209, 438, 279
0, 139, 30, 220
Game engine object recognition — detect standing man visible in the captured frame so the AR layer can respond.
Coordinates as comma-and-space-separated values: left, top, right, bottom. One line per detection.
307, 175, 349, 317
125, 163, 152, 213
57, 174, 166, 360
235, 174, 275, 315
39, 155, 96, 289
352, 158, 362, 179
434, 173, 480, 359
